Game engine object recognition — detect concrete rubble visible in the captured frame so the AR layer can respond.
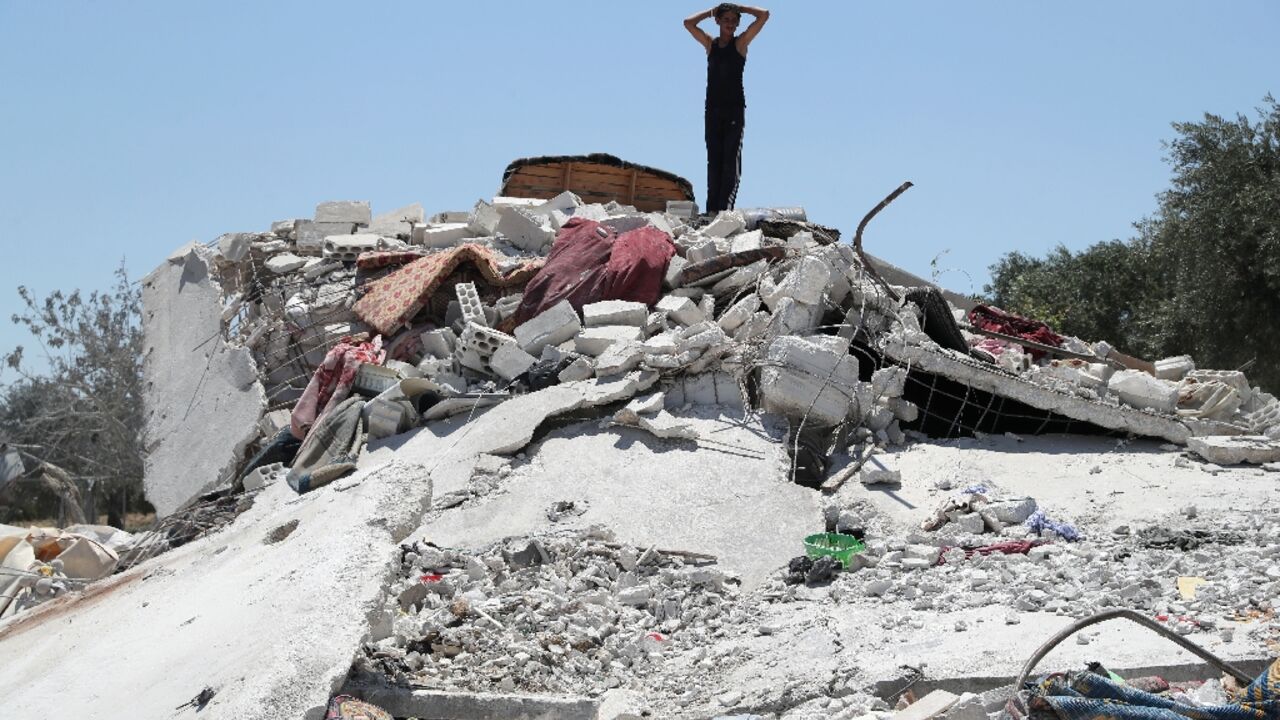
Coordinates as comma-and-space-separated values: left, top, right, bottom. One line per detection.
6, 174, 1279, 719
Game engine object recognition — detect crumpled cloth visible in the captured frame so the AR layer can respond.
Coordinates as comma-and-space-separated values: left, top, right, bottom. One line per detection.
287, 397, 366, 494
353, 244, 542, 336
968, 304, 1064, 359
1025, 509, 1082, 542
511, 218, 676, 327
1026, 659, 1280, 720
291, 337, 385, 440
936, 539, 1046, 564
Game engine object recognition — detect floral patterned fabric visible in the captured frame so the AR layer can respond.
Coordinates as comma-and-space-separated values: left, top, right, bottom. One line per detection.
352, 243, 543, 336
290, 337, 384, 440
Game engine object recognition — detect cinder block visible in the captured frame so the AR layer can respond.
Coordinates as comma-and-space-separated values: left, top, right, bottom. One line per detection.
468, 200, 501, 235
574, 326, 644, 356
759, 335, 860, 425
322, 233, 381, 262
243, 462, 286, 492
583, 300, 648, 328
656, 295, 707, 326
666, 200, 697, 218
413, 222, 473, 248
490, 343, 537, 381
514, 300, 581, 354
455, 282, 487, 327
315, 200, 371, 225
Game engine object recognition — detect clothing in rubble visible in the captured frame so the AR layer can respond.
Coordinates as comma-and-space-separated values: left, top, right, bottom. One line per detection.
968, 304, 1066, 359
290, 336, 384, 441
705, 35, 747, 213
287, 396, 366, 494
1026, 657, 1280, 720
511, 218, 676, 327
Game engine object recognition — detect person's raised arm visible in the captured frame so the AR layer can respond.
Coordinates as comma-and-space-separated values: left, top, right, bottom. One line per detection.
684, 7, 715, 51
735, 5, 770, 52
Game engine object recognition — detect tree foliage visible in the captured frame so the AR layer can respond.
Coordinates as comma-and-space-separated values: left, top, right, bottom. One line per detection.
0, 265, 147, 526
987, 97, 1280, 392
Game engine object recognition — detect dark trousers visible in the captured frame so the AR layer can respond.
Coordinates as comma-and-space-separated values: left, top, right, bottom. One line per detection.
705, 104, 745, 214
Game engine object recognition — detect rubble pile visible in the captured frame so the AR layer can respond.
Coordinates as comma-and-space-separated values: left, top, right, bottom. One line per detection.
167, 185, 1280, 512
357, 529, 751, 697
768, 492, 1280, 648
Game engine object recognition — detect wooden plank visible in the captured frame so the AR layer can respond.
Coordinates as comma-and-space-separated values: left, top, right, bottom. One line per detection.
628, 168, 638, 206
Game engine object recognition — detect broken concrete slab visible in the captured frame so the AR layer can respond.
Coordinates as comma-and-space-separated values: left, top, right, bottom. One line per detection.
490, 343, 537, 382
656, 295, 707, 327
413, 222, 474, 249
1187, 435, 1280, 465
760, 335, 861, 426
315, 200, 371, 225
574, 326, 644, 356
369, 202, 425, 238
140, 249, 265, 517
0, 460, 432, 720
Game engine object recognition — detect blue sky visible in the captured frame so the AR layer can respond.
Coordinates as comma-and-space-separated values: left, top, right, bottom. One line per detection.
1, 1, 1276, 377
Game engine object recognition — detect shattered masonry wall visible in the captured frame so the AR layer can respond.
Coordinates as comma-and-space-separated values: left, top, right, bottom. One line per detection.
141, 246, 266, 517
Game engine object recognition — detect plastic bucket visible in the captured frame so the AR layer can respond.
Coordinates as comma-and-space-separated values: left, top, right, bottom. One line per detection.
803, 533, 865, 568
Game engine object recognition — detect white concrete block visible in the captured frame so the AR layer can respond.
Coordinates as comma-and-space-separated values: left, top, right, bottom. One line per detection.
490, 343, 537, 381
871, 366, 908, 398
420, 328, 457, 359
760, 335, 860, 425
776, 255, 832, 305
242, 462, 285, 492
496, 205, 554, 252
537, 190, 582, 215
1155, 355, 1196, 381
687, 241, 720, 263
558, 357, 595, 383
767, 297, 822, 338
730, 229, 763, 253
315, 200, 371, 225
412, 222, 473, 248
656, 295, 707, 326
269, 219, 298, 236
216, 232, 253, 263
468, 200, 501, 236
703, 210, 746, 238
514, 300, 581, 354
666, 200, 697, 218
264, 252, 306, 274
1108, 370, 1179, 413
717, 293, 761, 332
583, 300, 648, 328
664, 255, 688, 288
595, 341, 645, 376
369, 202, 424, 238
575, 326, 645, 356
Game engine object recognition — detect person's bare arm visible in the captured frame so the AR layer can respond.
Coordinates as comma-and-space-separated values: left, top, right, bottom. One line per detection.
735, 5, 770, 53
683, 7, 715, 51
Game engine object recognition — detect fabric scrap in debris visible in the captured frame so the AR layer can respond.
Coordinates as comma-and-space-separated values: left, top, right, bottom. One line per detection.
968, 304, 1065, 358
512, 218, 675, 326
353, 243, 542, 336
1025, 509, 1082, 542
288, 397, 367, 493
1029, 658, 1280, 720
291, 336, 384, 440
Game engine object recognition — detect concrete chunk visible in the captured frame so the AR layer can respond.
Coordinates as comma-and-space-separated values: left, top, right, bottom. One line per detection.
717, 293, 760, 332
583, 300, 649, 328
315, 200, 371, 225
656, 295, 707, 326
263, 252, 306, 274
575, 326, 645, 356
703, 210, 746, 237
1155, 355, 1195, 381
514, 300, 582, 354
490, 343, 537, 381
776, 255, 832, 305
496, 205, 553, 251
1187, 435, 1280, 465
1108, 370, 1179, 413
413, 222, 473, 248
369, 202, 424, 238
759, 336, 860, 425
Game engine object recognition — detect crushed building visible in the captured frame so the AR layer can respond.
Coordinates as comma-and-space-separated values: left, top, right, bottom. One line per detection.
3, 155, 1279, 720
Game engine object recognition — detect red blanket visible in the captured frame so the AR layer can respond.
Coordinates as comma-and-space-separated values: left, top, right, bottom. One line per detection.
512, 218, 675, 327
968, 304, 1064, 359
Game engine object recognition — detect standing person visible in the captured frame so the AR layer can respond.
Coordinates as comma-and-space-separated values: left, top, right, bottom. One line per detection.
683, 3, 770, 214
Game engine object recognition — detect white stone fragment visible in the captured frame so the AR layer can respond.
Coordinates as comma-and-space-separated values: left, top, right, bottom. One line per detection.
264, 253, 306, 274
1154, 355, 1195, 381
702, 210, 746, 238
717, 293, 760, 332
315, 200, 371, 225
656, 295, 707, 327
1187, 436, 1280, 465
759, 335, 860, 426
1108, 370, 1179, 413
583, 300, 649, 328
496, 205, 553, 251
490, 343, 537, 382
557, 357, 595, 383
412, 222, 473, 248
575, 326, 645, 356
514, 300, 582, 354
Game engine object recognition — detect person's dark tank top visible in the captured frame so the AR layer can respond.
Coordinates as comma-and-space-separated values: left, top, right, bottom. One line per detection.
706, 36, 746, 110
